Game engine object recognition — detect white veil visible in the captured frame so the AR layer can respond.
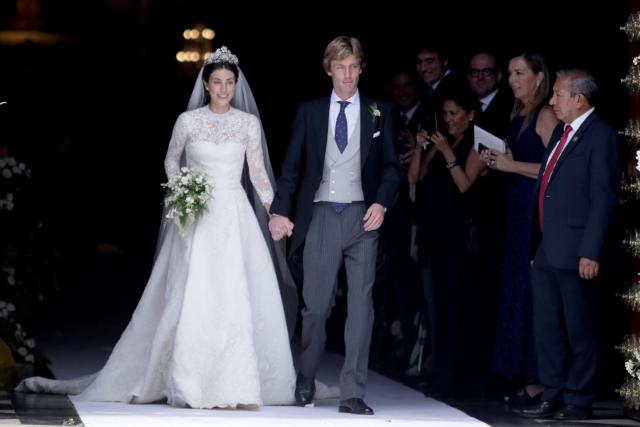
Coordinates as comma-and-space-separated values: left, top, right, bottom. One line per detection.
181, 60, 299, 338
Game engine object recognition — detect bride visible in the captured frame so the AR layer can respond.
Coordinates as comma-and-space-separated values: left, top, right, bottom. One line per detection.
16, 46, 298, 409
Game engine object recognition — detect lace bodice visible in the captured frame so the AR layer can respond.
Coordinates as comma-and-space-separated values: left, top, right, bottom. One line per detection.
164, 107, 274, 205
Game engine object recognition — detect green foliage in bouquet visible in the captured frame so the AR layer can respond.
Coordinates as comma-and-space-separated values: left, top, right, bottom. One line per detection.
162, 167, 213, 237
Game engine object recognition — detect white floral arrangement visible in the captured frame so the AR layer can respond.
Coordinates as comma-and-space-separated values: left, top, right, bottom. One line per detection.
0, 156, 29, 179
368, 102, 381, 119
627, 350, 640, 380
0, 192, 14, 211
162, 167, 213, 236
0, 300, 36, 364
0, 156, 28, 212
636, 149, 639, 172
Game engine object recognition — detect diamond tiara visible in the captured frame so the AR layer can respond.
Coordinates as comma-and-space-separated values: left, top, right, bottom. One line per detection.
205, 46, 239, 65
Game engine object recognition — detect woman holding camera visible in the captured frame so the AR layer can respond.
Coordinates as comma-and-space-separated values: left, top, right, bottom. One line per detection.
408, 88, 485, 395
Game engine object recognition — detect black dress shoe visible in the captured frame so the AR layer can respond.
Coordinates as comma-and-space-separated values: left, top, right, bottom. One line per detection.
294, 374, 315, 406
554, 404, 592, 420
518, 401, 558, 418
505, 390, 542, 409
338, 398, 374, 415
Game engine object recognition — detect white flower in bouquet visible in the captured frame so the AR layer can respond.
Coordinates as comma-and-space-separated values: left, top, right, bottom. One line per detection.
162, 167, 213, 237
636, 149, 640, 172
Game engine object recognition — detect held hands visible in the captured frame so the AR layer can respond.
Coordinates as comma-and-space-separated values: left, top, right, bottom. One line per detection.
268, 215, 294, 241
363, 203, 385, 231
481, 148, 513, 172
579, 257, 599, 280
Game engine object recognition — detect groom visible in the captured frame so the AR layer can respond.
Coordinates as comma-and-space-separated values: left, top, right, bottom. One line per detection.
269, 36, 401, 415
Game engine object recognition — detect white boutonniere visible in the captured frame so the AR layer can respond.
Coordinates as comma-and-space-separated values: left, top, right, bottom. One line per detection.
368, 103, 381, 119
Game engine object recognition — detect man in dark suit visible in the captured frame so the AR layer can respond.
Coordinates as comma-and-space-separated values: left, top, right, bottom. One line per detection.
390, 68, 428, 135
268, 36, 402, 415
467, 51, 513, 139
378, 68, 424, 369
466, 51, 513, 363
415, 44, 460, 133
520, 69, 620, 421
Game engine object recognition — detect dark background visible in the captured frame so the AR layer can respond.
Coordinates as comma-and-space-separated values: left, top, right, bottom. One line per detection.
0, 1, 632, 252
0, 0, 636, 395
0, 0, 633, 296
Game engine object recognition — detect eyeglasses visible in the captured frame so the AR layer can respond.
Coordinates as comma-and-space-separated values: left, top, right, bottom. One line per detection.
468, 68, 496, 78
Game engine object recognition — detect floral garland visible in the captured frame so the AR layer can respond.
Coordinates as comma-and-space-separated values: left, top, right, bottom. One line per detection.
0, 153, 53, 369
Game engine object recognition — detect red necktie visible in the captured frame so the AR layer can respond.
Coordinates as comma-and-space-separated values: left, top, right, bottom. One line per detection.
538, 125, 572, 231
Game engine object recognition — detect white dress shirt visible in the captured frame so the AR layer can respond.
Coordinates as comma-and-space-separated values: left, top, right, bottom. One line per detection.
330, 91, 360, 141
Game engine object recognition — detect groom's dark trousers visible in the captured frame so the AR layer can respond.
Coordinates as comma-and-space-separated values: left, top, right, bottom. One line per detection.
300, 202, 377, 399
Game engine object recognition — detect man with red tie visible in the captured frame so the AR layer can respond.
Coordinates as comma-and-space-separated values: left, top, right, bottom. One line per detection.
520, 69, 620, 420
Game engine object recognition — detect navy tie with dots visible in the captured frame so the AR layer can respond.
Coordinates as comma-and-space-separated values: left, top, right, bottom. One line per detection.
332, 101, 350, 213
335, 101, 350, 152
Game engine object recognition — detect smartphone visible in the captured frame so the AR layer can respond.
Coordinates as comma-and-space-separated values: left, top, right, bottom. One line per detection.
418, 113, 437, 135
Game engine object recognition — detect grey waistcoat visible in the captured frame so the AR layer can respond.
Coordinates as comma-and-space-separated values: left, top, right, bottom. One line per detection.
314, 113, 364, 203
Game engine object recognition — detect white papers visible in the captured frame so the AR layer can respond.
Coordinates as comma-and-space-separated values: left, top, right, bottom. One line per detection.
474, 125, 506, 153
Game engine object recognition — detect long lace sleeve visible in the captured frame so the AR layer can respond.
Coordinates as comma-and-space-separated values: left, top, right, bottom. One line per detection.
245, 114, 274, 205
164, 113, 188, 179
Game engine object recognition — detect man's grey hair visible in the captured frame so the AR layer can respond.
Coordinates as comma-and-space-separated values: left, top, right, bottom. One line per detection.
556, 69, 598, 104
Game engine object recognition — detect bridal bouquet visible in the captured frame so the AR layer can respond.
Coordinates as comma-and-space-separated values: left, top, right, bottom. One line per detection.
162, 167, 213, 237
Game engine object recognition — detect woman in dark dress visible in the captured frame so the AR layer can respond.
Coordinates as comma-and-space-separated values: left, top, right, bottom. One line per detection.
408, 89, 485, 394
482, 52, 558, 406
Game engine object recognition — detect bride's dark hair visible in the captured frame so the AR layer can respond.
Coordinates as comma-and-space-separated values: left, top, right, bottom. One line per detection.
202, 61, 239, 83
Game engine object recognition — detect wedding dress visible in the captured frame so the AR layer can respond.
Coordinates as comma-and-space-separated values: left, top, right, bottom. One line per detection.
17, 106, 298, 408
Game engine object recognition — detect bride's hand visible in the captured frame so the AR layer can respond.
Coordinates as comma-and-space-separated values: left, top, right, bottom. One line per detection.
269, 215, 294, 240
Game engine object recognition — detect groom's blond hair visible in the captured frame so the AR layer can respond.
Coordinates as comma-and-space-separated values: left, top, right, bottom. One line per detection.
322, 36, 365, 72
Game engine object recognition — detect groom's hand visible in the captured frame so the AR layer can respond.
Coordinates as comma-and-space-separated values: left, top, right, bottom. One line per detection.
269, 215, 294, 241
363, 203, 385, 231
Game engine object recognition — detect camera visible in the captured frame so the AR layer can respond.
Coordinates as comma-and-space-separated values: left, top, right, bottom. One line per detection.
418, 114, 437, 135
